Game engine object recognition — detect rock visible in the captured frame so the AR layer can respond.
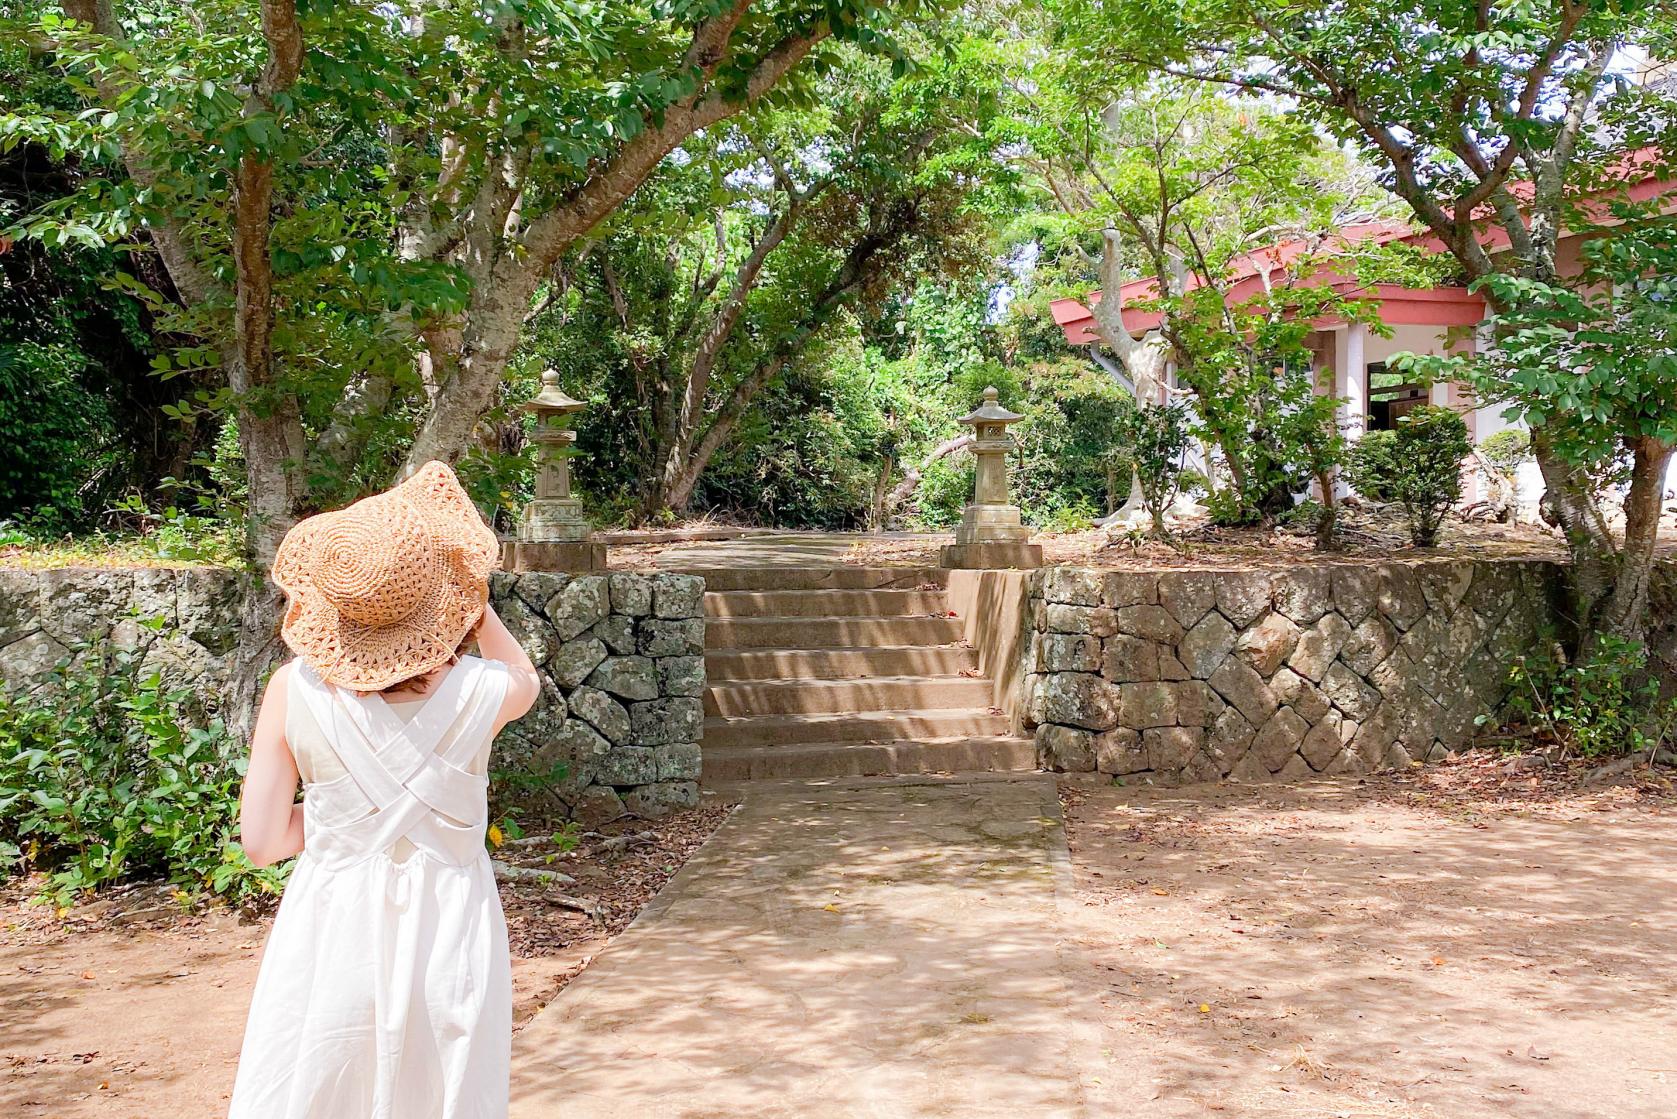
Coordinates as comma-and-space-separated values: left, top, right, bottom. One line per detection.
1102, 635, 1160, 681
1046, 603, 1119, 638
594, 745, 659, 786
638, 618, 705, 657
549, 637, 608, 689
0, 569, 41, 645
1143, 726, 1203, 773
1322, 747, 1369, 775
1040, 724, 1098, 772
1215, 571, 1275, 627
1419, 562, 1475, 612
1252, 707, 1311, 771
1179, 612, 1237, 679
510, 572, 569, 616
1340, 614, 1398, 675
629, 697, 705, 745
1032, 672, 1121, 731
652, 574, 705, 620
1101, 571, 1159, 608
1331, 566, 1380, 625
545, 576, 610, 641
1093, 727, 1148, 774
1276, 752, 1315, 781
1300, 712, 1347, 770
495, 592, 553, 667
622, 781, 700, 817
1206, 706, 1255, 772
1158, 572, 1219, 629
653, 741, 703, 781
1228, 749, 1272, 782
1286, 612, 1353, 683
1272, 568, 1333, 625
1118, 681, 1211, 729
529, 717, 612, 782
1350, 704, 1402, 767
1269, 667, 1331, 725
1233, 612, 1300, 678
0, 631, 69, 690
589, 614, 637, 655
1114, 605, 1185, 645
587, 655, 660, 700
1042, 568, 1103, 606
569, 686, 631, 744
1321, 661, 1382, 721
1377, 565, 1427, 630
1208, 658, 1279, 728
608, 573, 655, 617
572, 785, 626, 828
1038, 633, 1102, 672
657, 656, 707, 697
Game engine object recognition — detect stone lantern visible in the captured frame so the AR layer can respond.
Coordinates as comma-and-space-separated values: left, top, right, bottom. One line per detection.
512, 369, 606, 572
938, 385, 1043, 570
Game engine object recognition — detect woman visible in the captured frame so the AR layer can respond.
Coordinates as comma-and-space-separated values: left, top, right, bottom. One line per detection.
229, 461, 542, 1119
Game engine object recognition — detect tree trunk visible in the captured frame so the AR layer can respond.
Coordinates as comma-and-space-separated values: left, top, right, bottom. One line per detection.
1530, 427, 1618, 631
1314, 469, 1340, 552
1599, 436, 1675, 638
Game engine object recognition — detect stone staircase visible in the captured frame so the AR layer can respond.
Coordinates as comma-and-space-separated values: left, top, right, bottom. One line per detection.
674, 565, 1037, 782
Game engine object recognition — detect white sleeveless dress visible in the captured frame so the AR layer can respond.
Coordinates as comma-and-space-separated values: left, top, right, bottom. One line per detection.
228, 655, 513, 1119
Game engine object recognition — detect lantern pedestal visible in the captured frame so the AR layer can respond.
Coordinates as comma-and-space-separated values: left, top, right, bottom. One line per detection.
513, 540, 608, 572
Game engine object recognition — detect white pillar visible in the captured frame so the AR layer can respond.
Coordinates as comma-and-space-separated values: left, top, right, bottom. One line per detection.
1333, 323, 1367, 440
1331, 323, 1367, 500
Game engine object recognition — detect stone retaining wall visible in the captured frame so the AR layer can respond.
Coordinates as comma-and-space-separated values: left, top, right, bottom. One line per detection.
0, 567, 706, 825
1021, 561, 1563, 783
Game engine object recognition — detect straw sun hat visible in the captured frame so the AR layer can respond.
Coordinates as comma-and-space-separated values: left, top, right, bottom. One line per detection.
271, 461, 500, 691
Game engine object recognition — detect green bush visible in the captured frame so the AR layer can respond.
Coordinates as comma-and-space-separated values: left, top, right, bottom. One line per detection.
1503, 635, 1677, 758
1114, 400, 1193, 536
1345, 428, 1400, 503
0, 631, 285, 908
1347, 405, 1471, 546
1479, 427, 1532, 475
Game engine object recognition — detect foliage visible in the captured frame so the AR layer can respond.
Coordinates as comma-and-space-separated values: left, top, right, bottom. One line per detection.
1398, 203, 1677, 495
0, 626, 285, 907
1504, 635, 1677, 759
1113, 399, 1191, 536
1346, 429, 1400, 503
1479, 428, 1532, 477
1347, 405, 1470, 547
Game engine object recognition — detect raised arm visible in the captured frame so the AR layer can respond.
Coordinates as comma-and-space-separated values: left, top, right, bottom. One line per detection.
475, 602, 542, 729
239, 662, 304, 868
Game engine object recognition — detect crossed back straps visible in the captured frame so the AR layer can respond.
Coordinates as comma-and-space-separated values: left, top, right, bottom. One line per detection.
290, 656, 509, 868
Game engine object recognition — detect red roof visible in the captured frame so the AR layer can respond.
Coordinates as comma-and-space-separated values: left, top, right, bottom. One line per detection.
1051, 151, 1673, 345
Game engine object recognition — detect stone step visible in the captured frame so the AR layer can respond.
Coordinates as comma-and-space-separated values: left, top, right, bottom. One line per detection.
705, 675, 994, 717
706, 615, 966, 650
673, 566, 948, 593
704, 589, 949, 619
702, 735, 1038, 782
703, 708, 1010, 749
706, 645, 979, 681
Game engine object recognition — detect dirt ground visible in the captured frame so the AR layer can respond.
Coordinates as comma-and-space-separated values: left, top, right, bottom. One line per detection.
0, 801, 733, 1119
1059, 755, 1677, 1118
606, 514, 1574, 573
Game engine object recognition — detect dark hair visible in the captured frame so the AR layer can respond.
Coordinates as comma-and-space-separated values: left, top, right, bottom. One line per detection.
372, 616, 484, 696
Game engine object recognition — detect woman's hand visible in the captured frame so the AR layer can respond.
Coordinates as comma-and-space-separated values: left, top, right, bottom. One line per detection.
476, 602, 543, 728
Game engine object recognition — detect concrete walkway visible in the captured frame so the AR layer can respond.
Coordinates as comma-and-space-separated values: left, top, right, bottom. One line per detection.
509, 775, 1111, 1118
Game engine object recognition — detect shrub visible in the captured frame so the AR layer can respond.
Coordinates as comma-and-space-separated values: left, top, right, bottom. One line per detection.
1347, 405, 1470, 546
1114, 401, 1193, 536
1479, 427, 1532, 476
0, 631, 285, 908
1503, 635, 1677, 758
